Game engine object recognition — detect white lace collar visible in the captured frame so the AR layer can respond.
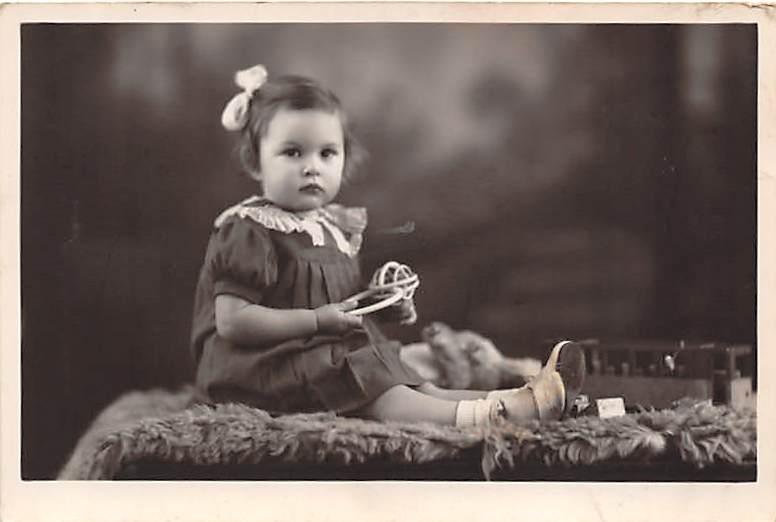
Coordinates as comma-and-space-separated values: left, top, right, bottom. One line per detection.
214, 196, 367, 257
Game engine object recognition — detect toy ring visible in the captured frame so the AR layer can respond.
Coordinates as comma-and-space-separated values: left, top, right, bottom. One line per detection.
346, 261, 420, 317
347, 287, 405, 316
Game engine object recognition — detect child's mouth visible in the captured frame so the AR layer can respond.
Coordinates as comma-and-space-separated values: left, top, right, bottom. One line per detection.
300, 184, 324, 194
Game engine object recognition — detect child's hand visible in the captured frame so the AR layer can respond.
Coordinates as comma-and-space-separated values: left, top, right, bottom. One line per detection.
314, 300, 363, 334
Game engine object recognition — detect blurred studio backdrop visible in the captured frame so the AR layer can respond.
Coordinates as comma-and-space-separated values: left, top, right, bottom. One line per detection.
22, 24, 756, 478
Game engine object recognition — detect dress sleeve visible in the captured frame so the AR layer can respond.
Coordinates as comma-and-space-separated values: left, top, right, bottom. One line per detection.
207, 217, 278, 304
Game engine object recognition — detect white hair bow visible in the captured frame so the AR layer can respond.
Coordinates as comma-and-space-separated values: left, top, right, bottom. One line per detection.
220, 64, 268, 131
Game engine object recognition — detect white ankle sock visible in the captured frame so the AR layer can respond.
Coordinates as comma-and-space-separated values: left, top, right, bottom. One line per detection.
455, 399, 496, 427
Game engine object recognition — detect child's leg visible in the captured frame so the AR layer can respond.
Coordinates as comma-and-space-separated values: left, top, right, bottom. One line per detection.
358, 385, 459, 424
416, 382, 539, 422
420, 340, 585, 424
416, 382, 489, 401
357, 385, 504, 427
357, 341, 585, 427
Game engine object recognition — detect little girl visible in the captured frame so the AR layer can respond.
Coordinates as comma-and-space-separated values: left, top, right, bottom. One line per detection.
190, 64, 585, 428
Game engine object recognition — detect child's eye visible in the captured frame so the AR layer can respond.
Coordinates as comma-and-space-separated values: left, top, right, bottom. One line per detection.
321, 148, 339, 159
282, 148, 301, 158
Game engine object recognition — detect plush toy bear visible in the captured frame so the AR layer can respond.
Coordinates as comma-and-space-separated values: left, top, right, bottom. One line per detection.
400, 322, 541, 390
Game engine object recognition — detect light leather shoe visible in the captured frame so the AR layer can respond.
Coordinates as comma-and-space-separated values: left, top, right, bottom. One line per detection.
531, 340, 586, 420
490, 341, 586, 424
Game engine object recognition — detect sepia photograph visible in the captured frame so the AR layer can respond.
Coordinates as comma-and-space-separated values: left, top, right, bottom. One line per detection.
2, 2, 775, 521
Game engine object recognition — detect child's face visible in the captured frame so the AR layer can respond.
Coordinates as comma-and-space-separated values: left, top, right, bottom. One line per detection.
257, 107, 345, 211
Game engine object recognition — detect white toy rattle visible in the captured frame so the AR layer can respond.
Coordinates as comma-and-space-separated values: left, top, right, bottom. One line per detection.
346, 261, 420, 319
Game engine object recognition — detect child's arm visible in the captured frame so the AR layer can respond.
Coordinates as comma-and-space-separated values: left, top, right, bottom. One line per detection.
215, 294, 363, 346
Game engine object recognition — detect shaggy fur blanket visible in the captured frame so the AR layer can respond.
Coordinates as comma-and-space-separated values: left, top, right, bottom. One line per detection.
58, 387, 756, 481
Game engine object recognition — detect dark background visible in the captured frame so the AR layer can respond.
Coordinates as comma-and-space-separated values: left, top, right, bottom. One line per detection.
21, 24, 757, 479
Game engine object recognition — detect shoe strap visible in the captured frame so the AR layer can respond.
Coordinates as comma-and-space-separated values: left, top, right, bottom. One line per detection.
527, 371, 565, 420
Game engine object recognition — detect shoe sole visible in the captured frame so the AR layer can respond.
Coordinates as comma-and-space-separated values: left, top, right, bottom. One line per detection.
546, 341, 586, 415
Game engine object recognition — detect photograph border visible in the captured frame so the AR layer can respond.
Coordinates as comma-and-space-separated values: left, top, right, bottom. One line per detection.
2, 3, 774, 521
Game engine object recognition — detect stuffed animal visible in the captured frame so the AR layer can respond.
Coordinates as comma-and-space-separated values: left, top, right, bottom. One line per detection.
400, 322, 542, 390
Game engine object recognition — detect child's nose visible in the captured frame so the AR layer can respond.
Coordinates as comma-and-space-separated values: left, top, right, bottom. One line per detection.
302, 165, 319, 176
303, 157, 323, 176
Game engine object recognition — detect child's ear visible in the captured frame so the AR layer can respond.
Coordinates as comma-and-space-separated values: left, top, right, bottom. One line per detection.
247, 169, 262, 183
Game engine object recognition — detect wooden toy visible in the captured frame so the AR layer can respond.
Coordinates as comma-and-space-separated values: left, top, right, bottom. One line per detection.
545, 339, 754, 409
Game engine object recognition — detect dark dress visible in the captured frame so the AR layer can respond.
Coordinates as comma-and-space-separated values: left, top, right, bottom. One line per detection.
190, 197, 423, 414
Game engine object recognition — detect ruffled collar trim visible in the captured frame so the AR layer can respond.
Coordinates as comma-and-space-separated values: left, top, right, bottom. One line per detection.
214, 196, 367, 257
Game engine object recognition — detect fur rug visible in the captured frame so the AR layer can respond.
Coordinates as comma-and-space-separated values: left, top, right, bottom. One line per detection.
58, 387, 756, 481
